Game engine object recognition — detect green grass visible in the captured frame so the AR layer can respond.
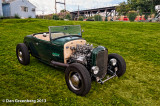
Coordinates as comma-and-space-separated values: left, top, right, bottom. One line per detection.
0, 19, 160, 105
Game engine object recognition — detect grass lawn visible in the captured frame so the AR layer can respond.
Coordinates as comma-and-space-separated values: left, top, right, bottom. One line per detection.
0, 19, 160, 105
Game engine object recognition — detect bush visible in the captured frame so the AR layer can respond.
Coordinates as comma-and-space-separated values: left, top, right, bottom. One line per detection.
105, 17, 108, 21
28, 16, 32, 18
14, 14, 20, 19
94, 15, 102, 21
0, 16, 4, 19
127, 11, 137, 22
78, 16, 84, 21
88, 16, 94, 20
144, 13, 150, 20
59, 18, 64, 20
65, 14, 71, 20
53, 14, 59, 20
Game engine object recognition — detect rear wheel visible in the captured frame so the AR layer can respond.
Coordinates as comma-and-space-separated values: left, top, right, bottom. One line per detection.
108, 53, 126, 77
16, 43, 30, 65
65, 63, 91, 96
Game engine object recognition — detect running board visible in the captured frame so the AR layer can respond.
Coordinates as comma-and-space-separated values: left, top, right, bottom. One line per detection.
50, 61, 69, 68
97, 74, 117, 84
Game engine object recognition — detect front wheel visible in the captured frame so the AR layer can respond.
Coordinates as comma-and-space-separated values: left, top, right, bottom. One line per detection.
16, 43, 30, 65
65, 63, 91, 96
108, 53, 126, 77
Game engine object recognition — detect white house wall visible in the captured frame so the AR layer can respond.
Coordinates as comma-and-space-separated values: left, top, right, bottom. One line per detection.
0, 0, 3, 16
10, 0, 36, 18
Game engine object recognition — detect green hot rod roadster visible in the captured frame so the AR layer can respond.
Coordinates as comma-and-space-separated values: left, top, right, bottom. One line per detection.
16, 25, 126, 96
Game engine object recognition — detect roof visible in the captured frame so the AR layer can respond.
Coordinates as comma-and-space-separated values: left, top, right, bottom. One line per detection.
2, 0, 36, 8
2, 0, 16, 3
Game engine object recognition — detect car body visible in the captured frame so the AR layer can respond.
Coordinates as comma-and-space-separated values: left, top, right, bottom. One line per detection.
135, 16, 146, 22
16, 25, 126, 96
119, 16, 129, 21
84, 19, 94, 21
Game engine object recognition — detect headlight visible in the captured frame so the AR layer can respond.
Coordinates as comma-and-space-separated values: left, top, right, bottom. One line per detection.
92, 66, 99, 75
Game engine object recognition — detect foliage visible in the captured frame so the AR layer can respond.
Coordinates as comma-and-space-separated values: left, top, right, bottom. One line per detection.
88, 16, 94, 20
116, 2, 130, 15
144, 13, 150, 20
28, 16, 32, 18
94, 15, 102, 21
0, 19, 160, 105
58, 10, 71, 20
117, 0, 160, 16
105, 17, 108, 21
78, 16, 84, 21
65, 14, 71, 20
0, 16, 4, 19
60, 9, 66, 13
53, 14, 59, 20
127, 11, 137, 22
129, 0, 160, 13
14, 14, 20, 19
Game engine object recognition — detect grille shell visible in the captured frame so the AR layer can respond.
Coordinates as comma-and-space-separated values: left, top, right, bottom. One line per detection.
96, 50, 108, 79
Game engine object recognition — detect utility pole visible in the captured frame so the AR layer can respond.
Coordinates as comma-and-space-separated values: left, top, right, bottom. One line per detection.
78, 5, 79, 18
55, 0, 66, 14
55, 0, 57, 14
64, 0, 66, 11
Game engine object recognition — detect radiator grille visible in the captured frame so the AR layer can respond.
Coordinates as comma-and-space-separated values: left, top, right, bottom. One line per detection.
96, 50, 108, 79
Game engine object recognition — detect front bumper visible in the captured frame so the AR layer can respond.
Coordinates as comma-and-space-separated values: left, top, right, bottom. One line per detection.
96, 73, 117, 84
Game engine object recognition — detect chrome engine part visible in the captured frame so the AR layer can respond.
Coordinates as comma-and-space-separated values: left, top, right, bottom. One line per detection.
69, 44, 93, 65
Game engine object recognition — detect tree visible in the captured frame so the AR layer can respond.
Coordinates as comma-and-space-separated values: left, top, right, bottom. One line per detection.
58, 10, 71, 20
94, 15, 102, 21
65, 14, 71, 20
116, 2, 130, 15
60, 9, 66, 12
78, 16, 84, 21
127, 0, 160, 14
53, 14, 59, 20
127, 11, 137, 21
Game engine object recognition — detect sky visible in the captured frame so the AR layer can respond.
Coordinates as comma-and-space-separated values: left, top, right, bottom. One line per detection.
29, 0, 127, 15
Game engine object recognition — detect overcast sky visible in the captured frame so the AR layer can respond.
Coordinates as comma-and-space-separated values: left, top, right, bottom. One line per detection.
28, 0, 127, 15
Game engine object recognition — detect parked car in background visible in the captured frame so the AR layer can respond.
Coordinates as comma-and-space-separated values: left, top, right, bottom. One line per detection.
135, 16, 146, 22
119, 16, 129, 21
84, 19, 94, 21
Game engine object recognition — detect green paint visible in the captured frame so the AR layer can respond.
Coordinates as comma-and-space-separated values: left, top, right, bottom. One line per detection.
52, 52, 60, 57
24, 32, 83, 64
51, 36, 82, 46
91, 46, 106, 66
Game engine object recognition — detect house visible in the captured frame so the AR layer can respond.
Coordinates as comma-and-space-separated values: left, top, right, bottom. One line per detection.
2, 0, 36, 18
0, 0, 3, 16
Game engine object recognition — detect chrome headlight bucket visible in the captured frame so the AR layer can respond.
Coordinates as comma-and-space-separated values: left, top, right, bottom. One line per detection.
110, 58, 117, 66
91, 66, 99, 75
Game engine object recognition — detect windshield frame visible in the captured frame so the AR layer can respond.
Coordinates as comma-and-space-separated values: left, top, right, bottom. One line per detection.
49, 25, 81, 41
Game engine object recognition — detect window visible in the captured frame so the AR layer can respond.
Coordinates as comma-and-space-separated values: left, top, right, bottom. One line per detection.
21, 6, 28, 12
32, 8, 35, 12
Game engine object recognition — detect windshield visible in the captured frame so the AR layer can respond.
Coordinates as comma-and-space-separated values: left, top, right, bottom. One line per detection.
49, 25, 81, 39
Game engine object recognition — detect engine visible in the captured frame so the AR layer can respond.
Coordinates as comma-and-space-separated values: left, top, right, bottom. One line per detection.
68, 44, 93, 65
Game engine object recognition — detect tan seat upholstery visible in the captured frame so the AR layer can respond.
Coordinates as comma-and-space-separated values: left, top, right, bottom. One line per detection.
34, 34, 50, 41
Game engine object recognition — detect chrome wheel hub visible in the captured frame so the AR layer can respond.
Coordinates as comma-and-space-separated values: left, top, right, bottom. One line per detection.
18, 50, 23, 61
109, 58, 118, 72
69, 72, 81, 90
